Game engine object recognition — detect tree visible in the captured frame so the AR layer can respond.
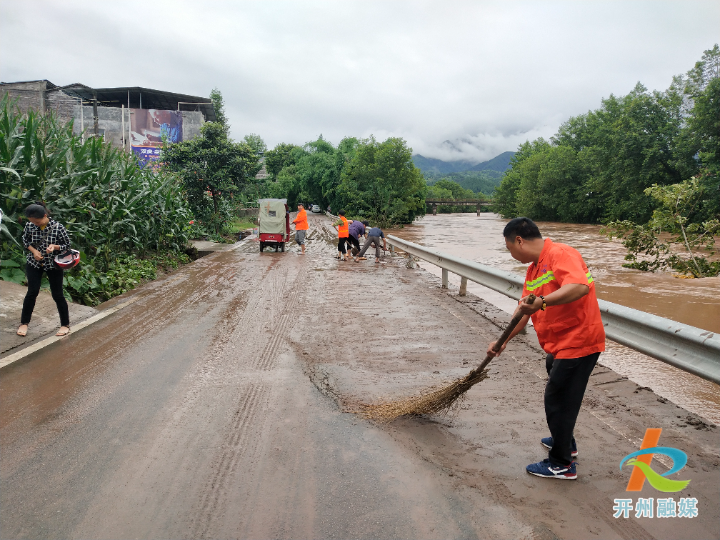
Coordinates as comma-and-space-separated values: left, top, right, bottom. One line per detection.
243, 133, 267, 156
264, 143, 301, 179
210, 88, 228, 129
335, 137, 426, 226
162, 122, 261, 234
684, 76, 720, 221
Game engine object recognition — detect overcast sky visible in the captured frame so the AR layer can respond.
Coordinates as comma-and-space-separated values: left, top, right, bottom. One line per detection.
2, 1, 719, 163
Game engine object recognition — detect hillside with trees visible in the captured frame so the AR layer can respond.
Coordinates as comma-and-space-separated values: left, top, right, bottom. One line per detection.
494, 45, 719, 276
414, 151, 514, 196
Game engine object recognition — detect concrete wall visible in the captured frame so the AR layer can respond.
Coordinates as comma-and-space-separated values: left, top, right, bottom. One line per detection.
181, 111, 203, 140
70, 105, 205, 149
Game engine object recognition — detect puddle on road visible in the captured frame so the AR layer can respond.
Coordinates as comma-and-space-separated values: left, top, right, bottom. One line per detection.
391, 213, 720, 424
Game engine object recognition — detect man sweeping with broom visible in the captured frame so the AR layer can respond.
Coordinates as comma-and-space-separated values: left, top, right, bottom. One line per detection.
487, 217, 605, 480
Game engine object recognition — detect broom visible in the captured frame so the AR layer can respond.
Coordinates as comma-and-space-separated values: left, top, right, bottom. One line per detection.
359, 294, 536, 421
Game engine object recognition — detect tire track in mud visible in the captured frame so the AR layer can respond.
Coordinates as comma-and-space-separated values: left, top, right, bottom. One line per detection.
190, 383, 270, 540
180, 261, 307, 537
253, 265, 307, 371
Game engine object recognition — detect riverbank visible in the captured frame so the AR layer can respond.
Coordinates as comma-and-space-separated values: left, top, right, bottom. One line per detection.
390, 213, 720, 425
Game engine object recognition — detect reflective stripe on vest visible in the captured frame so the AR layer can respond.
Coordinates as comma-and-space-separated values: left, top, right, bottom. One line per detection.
526, 271, 555, 291
525, 270, 594, 291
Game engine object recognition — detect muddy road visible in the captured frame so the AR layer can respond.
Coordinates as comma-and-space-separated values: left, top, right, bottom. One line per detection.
1, 213, 718, 540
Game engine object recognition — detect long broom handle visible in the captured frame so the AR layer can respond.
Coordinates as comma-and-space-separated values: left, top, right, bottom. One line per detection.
468, 294, 536, 379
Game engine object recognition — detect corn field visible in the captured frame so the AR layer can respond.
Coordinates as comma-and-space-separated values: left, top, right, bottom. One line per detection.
0, 95, 193, 303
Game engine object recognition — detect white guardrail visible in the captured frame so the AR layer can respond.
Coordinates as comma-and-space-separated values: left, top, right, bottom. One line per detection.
387, 235, 720, 385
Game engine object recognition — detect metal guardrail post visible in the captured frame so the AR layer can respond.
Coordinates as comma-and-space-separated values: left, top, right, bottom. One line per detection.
386, 234, 720, 385
442, 269, 449, 289
459, 277, 468, 296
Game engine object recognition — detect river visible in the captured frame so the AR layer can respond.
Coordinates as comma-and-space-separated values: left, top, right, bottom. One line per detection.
391, 213, 720, 424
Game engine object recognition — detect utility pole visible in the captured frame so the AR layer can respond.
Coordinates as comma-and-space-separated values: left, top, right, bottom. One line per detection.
93, 91, 99, 138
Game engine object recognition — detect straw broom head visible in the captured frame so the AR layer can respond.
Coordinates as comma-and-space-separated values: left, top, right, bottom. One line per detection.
358, 368, 489, 421
358, 294, 535, 422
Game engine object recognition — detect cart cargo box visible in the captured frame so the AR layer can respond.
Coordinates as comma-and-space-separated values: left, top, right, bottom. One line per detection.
258, 198, 290, 252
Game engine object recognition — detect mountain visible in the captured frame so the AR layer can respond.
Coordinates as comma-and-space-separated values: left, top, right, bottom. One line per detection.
469, 151, 515, 173
411, 155, 478, 175
412, 151, 515, 175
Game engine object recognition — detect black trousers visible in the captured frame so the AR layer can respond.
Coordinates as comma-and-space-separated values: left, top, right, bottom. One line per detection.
337, 237, 348, 254
21, 264, 70, 327
347, 235, 361, 252
544, 352, 599, 466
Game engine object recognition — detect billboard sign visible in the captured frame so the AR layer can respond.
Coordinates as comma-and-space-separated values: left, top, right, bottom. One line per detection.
130, 109, 182, 166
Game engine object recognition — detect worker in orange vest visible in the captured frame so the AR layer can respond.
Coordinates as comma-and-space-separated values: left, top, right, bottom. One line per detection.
333, 210, 352, 261
487, 217, 605, 481
292, 203, 309, 254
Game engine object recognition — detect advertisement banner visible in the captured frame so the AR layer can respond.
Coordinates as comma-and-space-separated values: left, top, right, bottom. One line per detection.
130, 109, 182, 167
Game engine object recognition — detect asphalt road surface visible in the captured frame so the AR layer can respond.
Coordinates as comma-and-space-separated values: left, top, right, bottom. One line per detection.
2, 213, 718, 540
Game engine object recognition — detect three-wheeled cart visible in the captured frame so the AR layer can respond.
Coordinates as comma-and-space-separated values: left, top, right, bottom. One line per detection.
258, 198, 290, 252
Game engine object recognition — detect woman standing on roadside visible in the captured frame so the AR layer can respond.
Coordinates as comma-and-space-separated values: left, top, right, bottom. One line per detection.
16, 202, 71, 337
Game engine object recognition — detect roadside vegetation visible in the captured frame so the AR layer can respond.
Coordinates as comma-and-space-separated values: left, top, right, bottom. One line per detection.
494, 45, 720, 277
0, 88, 264, 303
161, 89, 263, 241
0, 95, 193, 304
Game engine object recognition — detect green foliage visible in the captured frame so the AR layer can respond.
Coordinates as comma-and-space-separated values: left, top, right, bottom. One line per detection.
210, 88, 228, 128
495, 46, 719, 225
62, 252, 189, 305
264, 143, 300, 178
243, 134, 267, 156
265, 136, 424, 226
335, 137, 426, 227
0, 94, 191, 275
425, 179, 486, 213
604, 177, 720, 277
161, 121, 261, 234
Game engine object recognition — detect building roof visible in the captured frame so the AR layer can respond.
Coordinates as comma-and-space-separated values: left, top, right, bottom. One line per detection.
56, 84, 216, 122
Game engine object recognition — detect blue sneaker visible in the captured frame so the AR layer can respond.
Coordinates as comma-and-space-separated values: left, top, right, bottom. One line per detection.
541, 436, 578, 457
526, 458, 577, 480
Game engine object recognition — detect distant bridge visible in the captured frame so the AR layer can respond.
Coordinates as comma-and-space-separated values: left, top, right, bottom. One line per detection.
425, 199, 491, 215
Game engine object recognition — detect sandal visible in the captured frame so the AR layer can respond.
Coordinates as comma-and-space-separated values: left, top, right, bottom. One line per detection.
17, 325, 28, 337
55, 327, 70, 337
358, 257, 367, 260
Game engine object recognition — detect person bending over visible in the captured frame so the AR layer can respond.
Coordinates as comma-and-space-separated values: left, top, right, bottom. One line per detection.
355, 225, 387, 263
486, 217, 605, 481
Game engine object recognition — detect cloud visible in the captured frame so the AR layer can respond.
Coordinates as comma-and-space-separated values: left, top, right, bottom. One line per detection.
2, 0, 719, 162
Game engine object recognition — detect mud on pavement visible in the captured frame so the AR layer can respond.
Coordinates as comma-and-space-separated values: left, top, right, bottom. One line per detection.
1, 212, 718, 540
291, 215, 720, 540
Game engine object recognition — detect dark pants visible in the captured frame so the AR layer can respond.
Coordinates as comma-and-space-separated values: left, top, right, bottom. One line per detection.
21, 264, 70, 327
544, 352, 599, 466
337, 237, 348, 254
347, 235, 361, 253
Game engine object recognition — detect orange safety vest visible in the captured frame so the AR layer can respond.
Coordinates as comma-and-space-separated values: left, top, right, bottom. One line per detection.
293, 209, 308, 230
522, 238, 605, 359
338, 216, 349, 238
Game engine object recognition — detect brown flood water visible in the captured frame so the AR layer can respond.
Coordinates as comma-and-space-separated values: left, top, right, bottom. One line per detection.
392, 213, 720, 424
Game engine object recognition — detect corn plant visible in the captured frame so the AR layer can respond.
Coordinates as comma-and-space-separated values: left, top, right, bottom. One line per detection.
0, 94, 191, 273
